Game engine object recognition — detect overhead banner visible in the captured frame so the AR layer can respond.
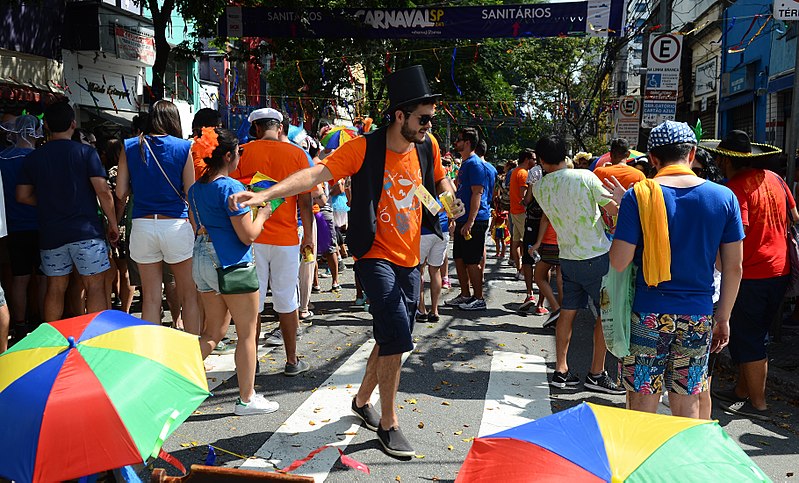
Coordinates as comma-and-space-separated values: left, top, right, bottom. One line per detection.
222, 1, 626, 39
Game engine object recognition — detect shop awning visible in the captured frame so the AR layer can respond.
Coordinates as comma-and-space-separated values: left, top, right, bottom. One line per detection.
768, 74, 793, 94
718, 93, 755, 113
82, 107, 138, 127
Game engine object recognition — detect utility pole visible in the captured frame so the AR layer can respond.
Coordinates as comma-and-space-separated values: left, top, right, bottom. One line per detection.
787, 31, 799, 187
638, 0, 672, 151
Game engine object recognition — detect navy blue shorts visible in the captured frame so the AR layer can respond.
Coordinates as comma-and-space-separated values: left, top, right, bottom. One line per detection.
729, 276, 789, 363
354, 259, 420, 356
559, 253, 609, 312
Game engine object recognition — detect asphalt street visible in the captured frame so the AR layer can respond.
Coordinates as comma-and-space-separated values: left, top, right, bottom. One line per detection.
148, 243, 799, 482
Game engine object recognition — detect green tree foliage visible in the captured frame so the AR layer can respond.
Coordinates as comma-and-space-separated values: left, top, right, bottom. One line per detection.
165, 0, 635, 159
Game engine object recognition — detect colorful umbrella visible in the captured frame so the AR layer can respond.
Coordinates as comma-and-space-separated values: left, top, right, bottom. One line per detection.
457, 402, 769, 482
595, 149, 645, 168
0, 311, 210, 483
321, 126, 358, 149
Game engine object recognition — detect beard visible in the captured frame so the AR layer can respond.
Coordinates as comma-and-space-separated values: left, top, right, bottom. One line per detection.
400, 118, 427, 144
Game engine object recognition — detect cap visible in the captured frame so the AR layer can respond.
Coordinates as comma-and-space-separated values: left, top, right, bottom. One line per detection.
248, 108, 283, 124
647, 120, 697, 151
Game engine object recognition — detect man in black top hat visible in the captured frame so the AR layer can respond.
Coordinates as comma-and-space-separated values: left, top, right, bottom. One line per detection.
229, 65, 464, 458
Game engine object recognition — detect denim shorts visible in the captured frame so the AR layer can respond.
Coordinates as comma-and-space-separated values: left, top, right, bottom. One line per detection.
40, 238, 110, 277
192, 235, 221, 293
354, 258, 420, 356
559, 252, 609, 311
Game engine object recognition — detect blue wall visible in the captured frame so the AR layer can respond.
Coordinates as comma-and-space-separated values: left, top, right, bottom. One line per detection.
719, 0, 772, 142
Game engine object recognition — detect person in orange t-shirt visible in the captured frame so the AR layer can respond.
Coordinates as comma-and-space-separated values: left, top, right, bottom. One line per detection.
228, 66, 464, 458
230, 107, 314, 377
593, 138, 645, 190
509, 149, 535, 276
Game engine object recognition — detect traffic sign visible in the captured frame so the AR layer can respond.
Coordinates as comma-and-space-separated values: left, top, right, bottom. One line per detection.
649, 34, 682, 67
619, 96, 640, 117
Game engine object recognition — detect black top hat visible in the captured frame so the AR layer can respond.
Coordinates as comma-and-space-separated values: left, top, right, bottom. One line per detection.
698, 130, 781, 158
384, 65, 441, 115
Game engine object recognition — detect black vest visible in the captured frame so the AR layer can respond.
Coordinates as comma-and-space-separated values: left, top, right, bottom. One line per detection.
348, 128, 443, 259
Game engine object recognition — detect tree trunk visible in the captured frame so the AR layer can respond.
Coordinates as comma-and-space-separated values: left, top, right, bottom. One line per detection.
147, 0, 175, 101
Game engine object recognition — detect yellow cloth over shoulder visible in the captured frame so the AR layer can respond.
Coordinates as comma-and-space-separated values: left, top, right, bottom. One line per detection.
632, 164, 697, 287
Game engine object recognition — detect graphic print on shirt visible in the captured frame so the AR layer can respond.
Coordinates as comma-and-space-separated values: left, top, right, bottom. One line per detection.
380, 168, 420, 235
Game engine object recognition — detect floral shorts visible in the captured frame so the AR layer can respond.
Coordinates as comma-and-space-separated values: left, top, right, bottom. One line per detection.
619, 312, 712, 396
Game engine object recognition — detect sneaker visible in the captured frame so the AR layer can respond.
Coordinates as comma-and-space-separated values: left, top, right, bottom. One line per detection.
284, 359, 310, 377
712, 389, 747, 404
515, 271, 524, 281
585, 371, 626, 395
331, 283, 342, 292
550, 370, 580, 389
428, 313, 440, 323
338, 260, 346, 271
415, 312, 429, 322
265, 329, 284, 346
212, 339, 235, 355
446, 294, 472, 307
355, 296, 366, 306
518, 296, 536, 312
542, 308, 561, 328
724, 400, 772, 421
377, 425, 415, 457
535, 306, 550, 315
459, 298, 486, 311
351, 397, 380, 431
234, 394, 279, 416
442, 277, 451, 289
319, 271, 331, 279
312, 285, 321, 293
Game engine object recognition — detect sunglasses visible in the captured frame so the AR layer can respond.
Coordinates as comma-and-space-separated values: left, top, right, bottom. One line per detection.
404, 112, 434, 125
237, 146, 244, 156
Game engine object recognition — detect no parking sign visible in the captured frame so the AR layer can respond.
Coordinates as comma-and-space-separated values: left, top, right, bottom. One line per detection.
642, 34, 682, 128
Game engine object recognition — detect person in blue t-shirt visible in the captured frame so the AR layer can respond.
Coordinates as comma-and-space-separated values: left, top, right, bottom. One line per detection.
607, 120, 744, 419
188, 127, 276, 416
0, 115, 42, 343
447, 127, 495, 312
17, 103, 118, 323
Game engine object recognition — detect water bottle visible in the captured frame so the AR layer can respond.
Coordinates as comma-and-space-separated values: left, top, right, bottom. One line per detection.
529, 246, 541, 263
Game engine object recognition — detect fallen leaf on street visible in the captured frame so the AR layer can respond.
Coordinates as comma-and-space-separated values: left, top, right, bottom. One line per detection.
405, 398, 418, 404
454, 430, 463, 435
309, 421, 316, 426
418, 421, 425, 429
415, 454, 425, 459
442, 401, 451, 406
447, 445, 454, 451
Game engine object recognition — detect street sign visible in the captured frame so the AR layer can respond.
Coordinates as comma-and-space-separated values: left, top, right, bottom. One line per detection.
774, 0, 799, 20
615, 96, 640, 145
642, 33, 683, 128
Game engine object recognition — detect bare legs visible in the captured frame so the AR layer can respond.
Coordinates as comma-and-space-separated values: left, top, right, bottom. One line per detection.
355, 345, 404, 430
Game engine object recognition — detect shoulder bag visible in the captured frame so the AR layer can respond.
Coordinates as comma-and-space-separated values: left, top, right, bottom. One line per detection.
770, 171, 799, 297
191, 188, 259, 295
142, 136, 189, 207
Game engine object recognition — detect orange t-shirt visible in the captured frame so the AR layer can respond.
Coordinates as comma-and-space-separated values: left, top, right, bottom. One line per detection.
541, 223, 558, 245
231, 139, 313, 246
509, 167, 529, 215
593, 163, 645, 190
193, 157, 206, 181
320, 134, 445, 267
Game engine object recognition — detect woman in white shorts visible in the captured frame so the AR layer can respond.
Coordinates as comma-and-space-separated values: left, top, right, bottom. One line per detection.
116, 101, 201, 333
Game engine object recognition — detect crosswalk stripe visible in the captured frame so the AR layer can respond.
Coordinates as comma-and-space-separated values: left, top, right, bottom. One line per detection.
477, 351, 552, 437
240, 339, 411, 481
205, 345, 276, 392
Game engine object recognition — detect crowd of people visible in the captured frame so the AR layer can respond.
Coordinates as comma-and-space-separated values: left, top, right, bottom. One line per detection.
0, 64, 793, 458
